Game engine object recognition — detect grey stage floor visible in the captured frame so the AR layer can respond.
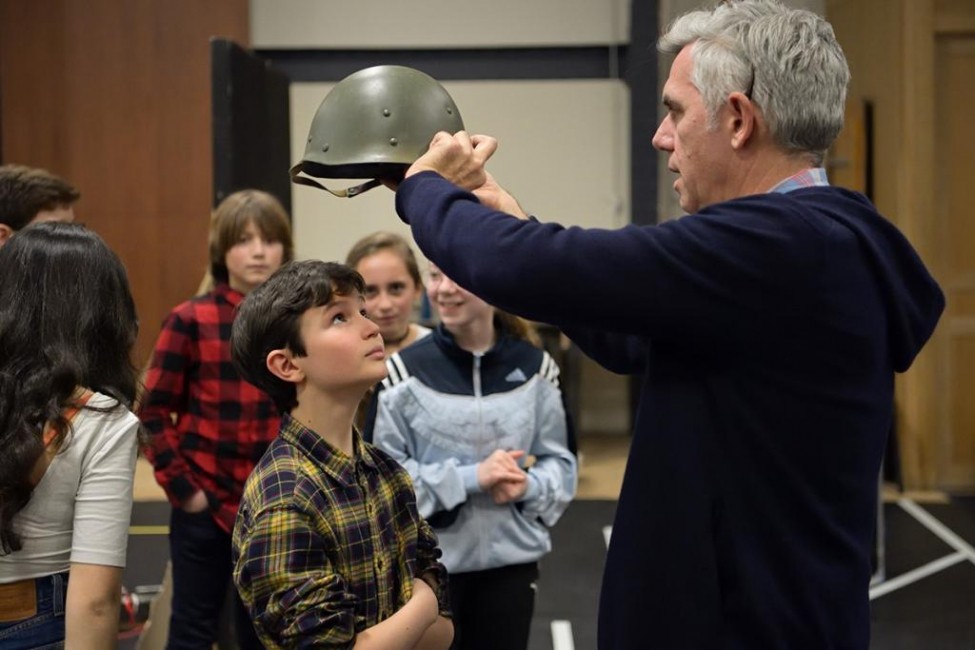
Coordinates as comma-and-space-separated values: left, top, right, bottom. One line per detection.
122, 497, 975, 649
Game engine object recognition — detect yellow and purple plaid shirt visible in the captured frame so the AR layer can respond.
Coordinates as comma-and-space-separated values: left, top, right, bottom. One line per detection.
232, 414, 450, 648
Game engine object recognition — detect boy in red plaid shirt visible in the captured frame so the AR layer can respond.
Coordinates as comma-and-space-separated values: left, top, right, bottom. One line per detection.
140, 190, 293, 649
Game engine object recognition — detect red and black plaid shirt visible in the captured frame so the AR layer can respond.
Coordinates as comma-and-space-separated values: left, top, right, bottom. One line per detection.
140, 283, 279, 533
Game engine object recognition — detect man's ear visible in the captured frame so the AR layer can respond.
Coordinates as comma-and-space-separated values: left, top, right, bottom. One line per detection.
266, 348, 304, 384
0, 224, 14, 246
727, 92, 758, 150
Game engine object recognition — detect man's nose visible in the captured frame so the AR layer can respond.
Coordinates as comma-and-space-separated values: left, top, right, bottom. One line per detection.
652, 119, 673, 151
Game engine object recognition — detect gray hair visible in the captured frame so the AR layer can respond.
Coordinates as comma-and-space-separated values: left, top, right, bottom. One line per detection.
659, 0, 850, 165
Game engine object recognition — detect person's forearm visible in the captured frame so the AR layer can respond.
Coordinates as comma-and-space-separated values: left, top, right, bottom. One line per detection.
414, 616, 453, 650
66, 606, 120, 649
353, 590, 438, 650
66, 563, 123, 649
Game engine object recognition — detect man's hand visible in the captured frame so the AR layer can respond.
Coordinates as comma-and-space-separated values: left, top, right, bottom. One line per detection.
472, 171, 529, 219
404, 131, 498, 191
476, 449, 526, 491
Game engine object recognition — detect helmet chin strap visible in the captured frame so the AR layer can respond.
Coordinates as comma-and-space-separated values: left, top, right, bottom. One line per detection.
289, 168, 382, 198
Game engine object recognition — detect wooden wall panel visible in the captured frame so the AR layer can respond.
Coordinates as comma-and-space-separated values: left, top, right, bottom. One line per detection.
0, 1, 70, 173
935, 34, 975, 489
828, 0, 975, 490
0, 0, 248, 365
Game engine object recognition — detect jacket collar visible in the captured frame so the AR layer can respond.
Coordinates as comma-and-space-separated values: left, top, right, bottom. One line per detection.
432, 323, 511, 363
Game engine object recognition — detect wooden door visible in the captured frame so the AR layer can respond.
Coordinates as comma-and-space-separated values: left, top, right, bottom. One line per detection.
934, 33, 975, 489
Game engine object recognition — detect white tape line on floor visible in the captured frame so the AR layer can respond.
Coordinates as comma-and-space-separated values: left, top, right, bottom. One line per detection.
551, 620, 575, 650
869, 551, 967, 600
869, 498, 975, 600
898, 498, 975, 562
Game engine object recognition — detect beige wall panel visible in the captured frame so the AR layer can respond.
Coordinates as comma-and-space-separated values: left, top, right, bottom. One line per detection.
290, 80, 630, 265
252, 0, 629, 48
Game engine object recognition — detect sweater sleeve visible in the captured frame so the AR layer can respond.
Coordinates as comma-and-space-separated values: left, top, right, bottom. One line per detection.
560, 326, 649, 375
397, 172, 820, 352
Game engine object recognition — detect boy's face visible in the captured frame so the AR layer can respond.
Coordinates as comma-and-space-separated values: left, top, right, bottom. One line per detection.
291, 292, 388, 394
226, 220, 285, 295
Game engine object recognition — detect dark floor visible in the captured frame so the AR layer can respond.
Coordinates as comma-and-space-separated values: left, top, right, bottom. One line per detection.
122, 497, 975, 649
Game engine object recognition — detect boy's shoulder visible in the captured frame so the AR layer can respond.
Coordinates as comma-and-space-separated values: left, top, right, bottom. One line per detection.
240, 435, 309, 513
241, 433, 412, 510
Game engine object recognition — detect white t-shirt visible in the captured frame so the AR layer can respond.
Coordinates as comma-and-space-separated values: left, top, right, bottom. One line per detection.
0, 392, 140, 582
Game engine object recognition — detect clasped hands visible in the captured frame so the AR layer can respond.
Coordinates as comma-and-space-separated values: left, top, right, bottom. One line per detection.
476, 448, 528, 504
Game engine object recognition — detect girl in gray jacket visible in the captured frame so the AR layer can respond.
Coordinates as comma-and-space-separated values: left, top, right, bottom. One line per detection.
370, 263, 577, 650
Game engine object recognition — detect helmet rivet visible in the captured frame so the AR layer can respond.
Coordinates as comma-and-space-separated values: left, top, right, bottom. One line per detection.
383, 108, 391, 117
389, 138, 398, 146
321, 143, 330, 152
307, 136, 312, 143
446, 107, 453, 114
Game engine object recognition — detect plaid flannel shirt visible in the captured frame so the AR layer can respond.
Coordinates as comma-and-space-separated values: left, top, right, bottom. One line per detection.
769, 167, 829, 193
232, 415, 450, 649
139, 283, 279, 532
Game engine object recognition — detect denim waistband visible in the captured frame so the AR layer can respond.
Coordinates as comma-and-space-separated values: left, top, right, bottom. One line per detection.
0, 572, 68, 620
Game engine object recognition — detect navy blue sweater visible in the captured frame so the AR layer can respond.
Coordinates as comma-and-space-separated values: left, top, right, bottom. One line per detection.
397, 172, 944, 649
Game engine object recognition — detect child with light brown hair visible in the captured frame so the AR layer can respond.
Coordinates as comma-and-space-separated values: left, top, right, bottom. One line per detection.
140, 189, 293, 648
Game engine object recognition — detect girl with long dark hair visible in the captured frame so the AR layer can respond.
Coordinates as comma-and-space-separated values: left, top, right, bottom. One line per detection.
0, 222, 141, 648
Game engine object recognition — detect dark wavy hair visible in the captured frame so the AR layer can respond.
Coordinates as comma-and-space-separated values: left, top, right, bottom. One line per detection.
0, 222, 139, 554
0, 164, 80, 231
231, 260, 365, 414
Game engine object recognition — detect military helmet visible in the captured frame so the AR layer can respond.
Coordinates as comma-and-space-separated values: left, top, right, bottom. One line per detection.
290, 65, 465, 198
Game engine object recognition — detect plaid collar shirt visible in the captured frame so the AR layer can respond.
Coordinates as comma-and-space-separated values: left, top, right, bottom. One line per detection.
769, 167, 829, 194
139, 283, 280, 532
233, 415, 450, 649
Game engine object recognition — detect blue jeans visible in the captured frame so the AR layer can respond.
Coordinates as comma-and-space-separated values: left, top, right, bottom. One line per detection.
0, 572, 68, 649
